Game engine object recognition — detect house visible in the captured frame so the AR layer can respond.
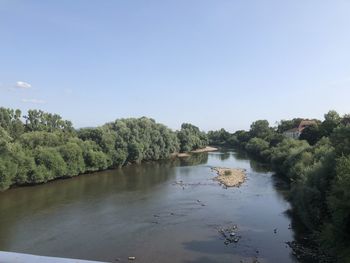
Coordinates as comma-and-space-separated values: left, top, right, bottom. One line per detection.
283, 120, 317, 139
283, 127, 301, 139
298, 120, 317, 130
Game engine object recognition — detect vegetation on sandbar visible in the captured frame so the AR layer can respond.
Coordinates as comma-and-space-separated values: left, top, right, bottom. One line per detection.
212, 167, 246, 187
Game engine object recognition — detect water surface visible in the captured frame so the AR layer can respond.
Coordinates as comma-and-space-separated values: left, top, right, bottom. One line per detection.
0, 150, 298, 263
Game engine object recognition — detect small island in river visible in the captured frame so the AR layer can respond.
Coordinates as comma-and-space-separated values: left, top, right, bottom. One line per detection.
212, 167, 246, 187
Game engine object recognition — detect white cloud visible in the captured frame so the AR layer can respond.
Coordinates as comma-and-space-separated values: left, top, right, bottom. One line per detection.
16, 81, 32, 89
21, 98, 46, 104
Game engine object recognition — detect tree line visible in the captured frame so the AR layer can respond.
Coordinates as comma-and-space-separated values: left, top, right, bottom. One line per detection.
208, 110, 350, 262
2, 106, 349, 260
0, 107, 208, 191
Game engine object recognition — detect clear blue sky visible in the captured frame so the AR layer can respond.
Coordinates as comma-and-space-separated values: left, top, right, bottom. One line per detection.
1, 1, 349, 131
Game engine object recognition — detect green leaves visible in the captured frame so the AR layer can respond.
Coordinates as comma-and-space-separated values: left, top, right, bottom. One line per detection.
34, 147, 67, 180
177, 123, 208, 152
24, 109, 73, 133
327, 156, 350, 244
249, 120, 272, 139
331, 125, 350, 156
245, 137, 269, 158
59, 142, 85, 176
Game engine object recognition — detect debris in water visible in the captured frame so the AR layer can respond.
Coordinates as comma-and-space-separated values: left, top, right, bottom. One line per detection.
218, 225, 241, 245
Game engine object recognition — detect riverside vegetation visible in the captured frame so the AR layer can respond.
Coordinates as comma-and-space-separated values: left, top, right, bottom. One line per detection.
0, 107, 208, 191
208, 110, 350, 262
1, 107, 350, 262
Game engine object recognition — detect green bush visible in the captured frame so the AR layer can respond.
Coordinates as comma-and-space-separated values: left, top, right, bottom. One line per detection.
224, 170, 232, 176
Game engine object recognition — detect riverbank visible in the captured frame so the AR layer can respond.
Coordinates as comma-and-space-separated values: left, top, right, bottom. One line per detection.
191, 146, 218, 153
176, 146, 218, 158
212, 167, 246, 187
0, 149, 299, 263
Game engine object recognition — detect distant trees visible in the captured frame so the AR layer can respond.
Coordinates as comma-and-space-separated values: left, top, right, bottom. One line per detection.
232, 130, 250, 148
1, 108, 212, 191
277, 118, 303, 133
245, 138, 269, 158
207, 128, 231, 146
331, 125, 350, 156
208, 110, 350, 261
0, 128, 16, 189
34, 147, 67, 182
177, 123, 208, 152
0, 108, 25, 138
249, 120, 272, 139
299, 124, 322, 145
2, 105, 349, 260
24, 109, 74, 133
325, 156, 350, 254
105, 117, 180, 163
59, 142, 85, 176
321, 110, 341, 137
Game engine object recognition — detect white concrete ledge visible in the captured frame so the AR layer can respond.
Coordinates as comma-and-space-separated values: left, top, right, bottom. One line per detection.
0, 252, 106, 263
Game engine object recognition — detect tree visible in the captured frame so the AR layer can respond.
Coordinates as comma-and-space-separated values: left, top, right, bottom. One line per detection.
277, 118, 303, 133
24, 110, 73, 133
300, 124, 322, 145
0, 127, 12, 150
177, 123, 208, 152
341, 114, 350, 126
11, 144, 35, 185
0, 107, 25, 138
19, 131, 66, 149
207, 128, 231, 145
84, 150, 108, 171
78, 127, 118, 167
321, 110, 341, 137
269, 138, 310, 174
34, 147, 67, 181
326, 156, 350, 248
331, 125, 350, 156
249, 120, 271, 139
0, 158, 17, 190
0, 109, 185, 190
59, 142, 85, 176
128, 141, 143, 163
245, 137, 269, 158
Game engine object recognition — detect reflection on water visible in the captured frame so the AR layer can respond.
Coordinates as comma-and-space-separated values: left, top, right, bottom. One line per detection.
0, 150, 298, 263
172, 152, 209, 166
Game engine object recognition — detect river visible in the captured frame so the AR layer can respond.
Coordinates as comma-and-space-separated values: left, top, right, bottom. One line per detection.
0, 150, 298, 263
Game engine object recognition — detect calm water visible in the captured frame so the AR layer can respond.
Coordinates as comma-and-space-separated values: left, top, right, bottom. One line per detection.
0, 151, 298, 263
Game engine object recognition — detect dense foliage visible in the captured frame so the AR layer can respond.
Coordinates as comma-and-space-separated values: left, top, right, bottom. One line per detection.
0, 107, 208, 191
208, 110, 350, 261
2, 105, 349, 260
177, 123, 208, 152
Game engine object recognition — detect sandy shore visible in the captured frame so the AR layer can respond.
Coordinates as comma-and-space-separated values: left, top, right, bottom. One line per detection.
191, 146, 218, 153
177, 153, 191, 158
212, 167, 246, 187
175, 146, 218, 158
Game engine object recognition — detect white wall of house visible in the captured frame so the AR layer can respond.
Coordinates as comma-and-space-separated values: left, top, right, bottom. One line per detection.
283, 130, 300, 139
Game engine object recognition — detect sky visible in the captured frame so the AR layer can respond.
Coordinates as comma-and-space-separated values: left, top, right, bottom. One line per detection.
1, 0, 350, 131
